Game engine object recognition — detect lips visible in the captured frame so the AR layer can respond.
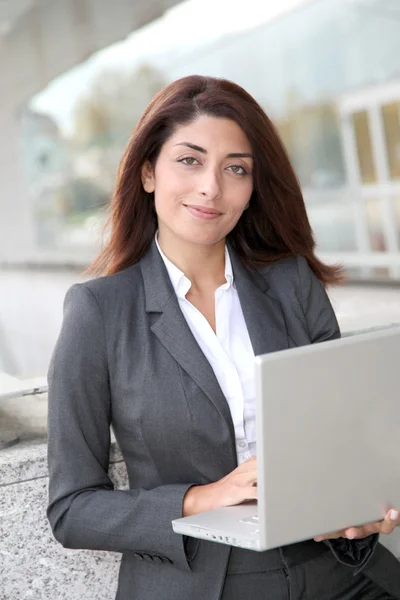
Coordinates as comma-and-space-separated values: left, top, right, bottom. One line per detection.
184, 204, 222, 220
185, 204, 221, 215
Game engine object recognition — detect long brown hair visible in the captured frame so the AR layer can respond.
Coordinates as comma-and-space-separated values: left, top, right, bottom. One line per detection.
89, 75, 342, 285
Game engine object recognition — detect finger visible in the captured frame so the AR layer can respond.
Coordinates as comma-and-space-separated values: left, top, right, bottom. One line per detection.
380, 509, 400, 534
229, 485, 258, 506
343, 523, 379, 539
243, 485, 258, 502
242, 471, 257, 486
346, 509, 399, 538
314, 529, 346, 542
315, 508, 400, 542
236, 463, 257, 481
230, 469, 256, 487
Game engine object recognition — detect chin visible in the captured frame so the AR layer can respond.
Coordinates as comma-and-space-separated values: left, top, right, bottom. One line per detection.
180, 228, 225, 247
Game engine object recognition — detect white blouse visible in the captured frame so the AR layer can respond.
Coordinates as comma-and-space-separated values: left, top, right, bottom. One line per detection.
155, 236, 257, 465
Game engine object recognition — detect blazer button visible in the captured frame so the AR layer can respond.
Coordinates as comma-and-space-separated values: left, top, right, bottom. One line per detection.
163, 557, 173, 564
152, 556, 163, 564
133, 553, 144, 560
143, 554, 154, 561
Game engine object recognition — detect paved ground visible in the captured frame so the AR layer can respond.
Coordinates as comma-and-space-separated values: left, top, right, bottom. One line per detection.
1, 269, 400, 442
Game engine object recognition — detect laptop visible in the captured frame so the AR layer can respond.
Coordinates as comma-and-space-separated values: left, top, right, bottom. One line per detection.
172, 327, 400, 551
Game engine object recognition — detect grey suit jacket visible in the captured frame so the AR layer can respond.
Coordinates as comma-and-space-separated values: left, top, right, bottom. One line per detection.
47, 241, 400, 600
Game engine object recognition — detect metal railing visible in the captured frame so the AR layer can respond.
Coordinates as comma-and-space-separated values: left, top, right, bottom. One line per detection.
0, 372, 48, 449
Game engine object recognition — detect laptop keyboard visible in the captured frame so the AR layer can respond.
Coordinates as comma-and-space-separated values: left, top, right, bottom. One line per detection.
239, 515, 259, 525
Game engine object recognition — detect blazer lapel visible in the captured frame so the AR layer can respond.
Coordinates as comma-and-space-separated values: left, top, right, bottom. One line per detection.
228, 245, 290, 357
140, 241, 235, 442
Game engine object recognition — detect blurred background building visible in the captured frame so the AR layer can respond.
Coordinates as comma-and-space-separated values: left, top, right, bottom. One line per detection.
1, 0, 400, 377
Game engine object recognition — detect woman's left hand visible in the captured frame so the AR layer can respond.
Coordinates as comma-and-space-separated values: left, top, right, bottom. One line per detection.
314, 509, 400, 541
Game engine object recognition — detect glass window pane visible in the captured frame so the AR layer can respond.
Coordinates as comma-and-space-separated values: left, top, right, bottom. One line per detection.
381, 102, 400, 181
276, 104, 346, 189
395, 196, 400, 249
306, 191, 357, 252
352, 111, 376, 184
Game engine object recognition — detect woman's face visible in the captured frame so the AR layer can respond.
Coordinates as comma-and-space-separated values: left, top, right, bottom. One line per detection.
142, 115, 254, 247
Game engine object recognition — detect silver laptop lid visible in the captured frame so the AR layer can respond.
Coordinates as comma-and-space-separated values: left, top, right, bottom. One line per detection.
255, 326, 400, 549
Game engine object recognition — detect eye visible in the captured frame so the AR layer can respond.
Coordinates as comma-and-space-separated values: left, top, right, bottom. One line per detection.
177, 156, 200, 165
228, 165, 248, 176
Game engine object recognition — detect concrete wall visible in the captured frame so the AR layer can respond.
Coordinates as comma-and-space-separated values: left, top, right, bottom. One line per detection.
0, 439, 127, 600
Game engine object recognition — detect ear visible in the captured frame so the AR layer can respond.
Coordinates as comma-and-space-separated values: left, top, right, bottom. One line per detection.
141, 160, 155, 193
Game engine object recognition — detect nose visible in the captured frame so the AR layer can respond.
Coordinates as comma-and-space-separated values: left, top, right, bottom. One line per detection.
198, 166, 221, 200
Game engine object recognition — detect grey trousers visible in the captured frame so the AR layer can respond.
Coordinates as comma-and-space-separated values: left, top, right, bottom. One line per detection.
221, 542, 395, 600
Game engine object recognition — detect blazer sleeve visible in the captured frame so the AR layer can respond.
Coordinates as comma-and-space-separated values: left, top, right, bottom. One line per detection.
47, 283, 196, 572
296, 256, 379, 573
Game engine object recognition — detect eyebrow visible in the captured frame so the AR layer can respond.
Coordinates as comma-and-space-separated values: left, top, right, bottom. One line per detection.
174, 142, 253, 159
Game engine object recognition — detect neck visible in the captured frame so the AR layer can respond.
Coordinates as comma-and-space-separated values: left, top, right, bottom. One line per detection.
157, 228, 227, 292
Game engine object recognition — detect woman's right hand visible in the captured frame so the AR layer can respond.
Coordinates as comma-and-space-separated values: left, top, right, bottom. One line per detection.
183, 457, 257, 517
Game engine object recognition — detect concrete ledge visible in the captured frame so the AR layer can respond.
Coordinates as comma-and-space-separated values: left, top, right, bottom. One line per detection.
0, 438, 124, 487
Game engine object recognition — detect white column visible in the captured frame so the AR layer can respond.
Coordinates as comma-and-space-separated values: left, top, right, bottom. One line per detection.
339, 113, 371, 278
0, 31, 36, 264
368, 105, 400, 278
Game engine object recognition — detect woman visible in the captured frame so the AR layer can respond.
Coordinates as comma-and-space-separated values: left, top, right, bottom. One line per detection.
47, 75, 400, 600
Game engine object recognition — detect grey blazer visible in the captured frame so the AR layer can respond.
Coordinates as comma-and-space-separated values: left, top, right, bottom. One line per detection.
47, 240, 400, 600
